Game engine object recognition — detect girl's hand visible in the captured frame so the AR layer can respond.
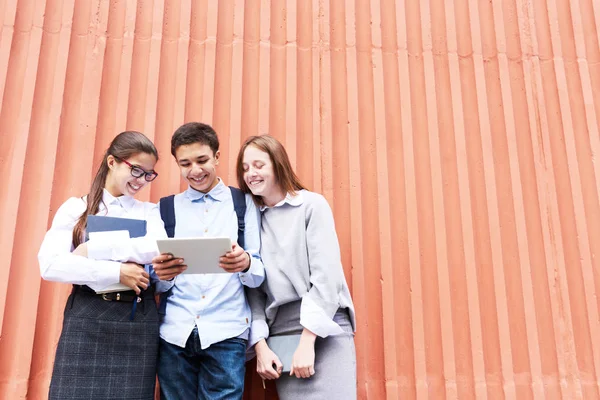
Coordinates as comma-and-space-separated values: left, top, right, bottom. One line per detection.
119, 262, 149, 294
255, 339, 283, 380
290, 329, 317, 379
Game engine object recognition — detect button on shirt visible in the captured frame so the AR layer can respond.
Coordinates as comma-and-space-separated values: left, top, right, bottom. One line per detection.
156, 180, 265, 349
38, 189, 167, 292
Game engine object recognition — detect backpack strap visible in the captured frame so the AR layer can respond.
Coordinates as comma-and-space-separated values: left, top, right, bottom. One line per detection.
158, 195, 176, 315
229, 186, 246, 250
229, 186, 251, 300
159, 195, 176, 238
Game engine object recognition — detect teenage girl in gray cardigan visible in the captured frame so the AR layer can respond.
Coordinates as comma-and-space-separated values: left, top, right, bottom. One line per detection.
236, 135, 357, 399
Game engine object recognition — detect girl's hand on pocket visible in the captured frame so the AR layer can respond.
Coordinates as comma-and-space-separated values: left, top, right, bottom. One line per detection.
255, 339, 283, 380
119, 262, 149, 294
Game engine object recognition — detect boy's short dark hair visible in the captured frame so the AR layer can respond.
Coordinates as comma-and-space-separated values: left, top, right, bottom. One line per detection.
171, 122, 220, 157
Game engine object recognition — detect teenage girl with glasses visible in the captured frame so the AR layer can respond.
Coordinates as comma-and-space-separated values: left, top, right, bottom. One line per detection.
38, 131, 167, 400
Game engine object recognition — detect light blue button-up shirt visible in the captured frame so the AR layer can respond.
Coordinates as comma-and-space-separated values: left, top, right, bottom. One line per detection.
156, 180, 265, 349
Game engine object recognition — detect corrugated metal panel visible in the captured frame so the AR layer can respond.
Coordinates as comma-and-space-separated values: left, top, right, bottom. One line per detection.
0, 0, 599, 398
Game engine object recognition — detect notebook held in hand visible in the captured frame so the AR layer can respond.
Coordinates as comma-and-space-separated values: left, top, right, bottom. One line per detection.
86, 215, 147, 294
266, 334, 303, 373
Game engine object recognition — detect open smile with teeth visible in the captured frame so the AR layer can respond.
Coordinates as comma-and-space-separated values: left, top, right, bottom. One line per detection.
190, 175, 208, 184
128, 182, 141, 191
248, 179, 263, 187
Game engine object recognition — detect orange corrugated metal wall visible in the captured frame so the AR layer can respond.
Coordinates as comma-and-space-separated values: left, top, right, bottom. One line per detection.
0, 0, 599, 398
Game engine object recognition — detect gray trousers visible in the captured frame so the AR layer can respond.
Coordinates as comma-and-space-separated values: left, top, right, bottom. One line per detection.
270, 301, 357, 400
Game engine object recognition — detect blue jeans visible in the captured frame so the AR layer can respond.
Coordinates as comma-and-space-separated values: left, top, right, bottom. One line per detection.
158, 327, 246, 400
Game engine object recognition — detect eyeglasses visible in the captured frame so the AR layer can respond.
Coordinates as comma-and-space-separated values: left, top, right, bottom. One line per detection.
113, 156, 158, 182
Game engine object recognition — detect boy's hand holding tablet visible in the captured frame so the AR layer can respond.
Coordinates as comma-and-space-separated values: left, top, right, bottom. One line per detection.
152, 253, 187, 280
219, 242, 251, 273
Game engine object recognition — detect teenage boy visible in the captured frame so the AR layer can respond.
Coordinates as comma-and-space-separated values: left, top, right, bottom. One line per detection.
152, 122, 265, 400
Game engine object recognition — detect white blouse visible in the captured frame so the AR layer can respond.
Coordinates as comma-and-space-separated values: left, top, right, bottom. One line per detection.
38, 189, 167, 292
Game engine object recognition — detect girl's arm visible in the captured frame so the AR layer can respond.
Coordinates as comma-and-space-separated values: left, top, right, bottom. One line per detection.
247, 285, 269, 347
299, 194, 346, 338
38, 197, 121, 289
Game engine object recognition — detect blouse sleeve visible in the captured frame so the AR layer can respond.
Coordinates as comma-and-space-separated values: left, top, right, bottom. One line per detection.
38, 197, 121, 289
299, 194, 345, 337
247, 285, 270, 347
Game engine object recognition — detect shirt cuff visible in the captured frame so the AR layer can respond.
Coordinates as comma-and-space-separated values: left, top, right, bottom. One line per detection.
155, 277, 176, 294
248, 319, 269, 348
85, 260, 121, 291
300, 296, 345, 338
238, 253, 253, 283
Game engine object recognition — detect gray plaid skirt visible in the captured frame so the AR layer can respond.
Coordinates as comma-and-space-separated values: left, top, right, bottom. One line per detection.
49, 286, 159, 400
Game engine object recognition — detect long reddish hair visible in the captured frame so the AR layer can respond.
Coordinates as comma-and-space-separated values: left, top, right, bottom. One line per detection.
236, 135, 306, 207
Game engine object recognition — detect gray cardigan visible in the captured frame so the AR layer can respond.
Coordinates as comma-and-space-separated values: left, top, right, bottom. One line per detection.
248, 190, 356, 343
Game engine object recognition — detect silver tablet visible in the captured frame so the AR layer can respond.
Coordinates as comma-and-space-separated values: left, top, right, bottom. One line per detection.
156, 237, 232, 274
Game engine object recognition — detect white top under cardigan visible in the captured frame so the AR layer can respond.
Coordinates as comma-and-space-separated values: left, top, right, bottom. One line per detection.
38, 189, 167, 292
248, 190, 356, 346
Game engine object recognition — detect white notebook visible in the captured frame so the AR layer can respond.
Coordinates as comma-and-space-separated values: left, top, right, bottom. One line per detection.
85, 215, 147, 294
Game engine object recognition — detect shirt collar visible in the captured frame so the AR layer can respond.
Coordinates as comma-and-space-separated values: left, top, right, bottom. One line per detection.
184, 178, 228, 202
101, 188, 136, 211
260, 190, 304, 211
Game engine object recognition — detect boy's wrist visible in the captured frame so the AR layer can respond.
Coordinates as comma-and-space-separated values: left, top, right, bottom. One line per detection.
242, 252, 251, 273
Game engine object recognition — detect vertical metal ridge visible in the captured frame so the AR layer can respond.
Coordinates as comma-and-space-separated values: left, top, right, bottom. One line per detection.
1, 1, 600, 398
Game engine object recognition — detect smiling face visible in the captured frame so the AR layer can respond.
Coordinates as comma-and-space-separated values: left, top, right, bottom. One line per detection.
242, 145, 284, 206
105, 152, 157, 197
175, 142, 220, 193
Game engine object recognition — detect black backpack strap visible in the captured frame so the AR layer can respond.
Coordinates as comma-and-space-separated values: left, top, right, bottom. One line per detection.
229, 186, 246, 250
158, 195, 176, 315
159, 195, 176, 238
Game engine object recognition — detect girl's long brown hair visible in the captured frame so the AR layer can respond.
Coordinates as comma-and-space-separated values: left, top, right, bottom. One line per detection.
71, 131, 158, 247
236, 135, 306, 207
